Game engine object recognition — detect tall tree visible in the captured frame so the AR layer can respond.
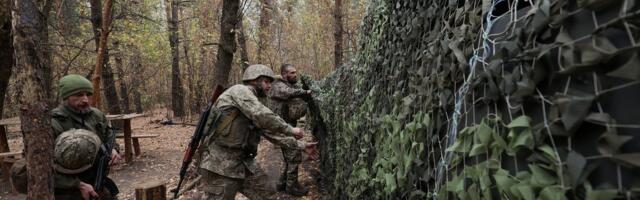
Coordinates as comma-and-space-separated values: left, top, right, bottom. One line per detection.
114, 41, 130, 113
90, 0, 114, 108
131, 47, 144, 113
12, 0, 55, 199
257, 0, 273, 64
0, 0, 13, 119
333, 0, 344, 69
165, 0, 185, 117
179, 4, 196, 115
212, 0, 240, 88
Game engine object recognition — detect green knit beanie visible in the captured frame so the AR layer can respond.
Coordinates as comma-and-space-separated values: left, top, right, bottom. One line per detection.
58, 74, 93, 99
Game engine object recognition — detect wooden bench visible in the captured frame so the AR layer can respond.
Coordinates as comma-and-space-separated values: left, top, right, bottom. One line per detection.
1, 151, 22, 183
116, 134, 159, 156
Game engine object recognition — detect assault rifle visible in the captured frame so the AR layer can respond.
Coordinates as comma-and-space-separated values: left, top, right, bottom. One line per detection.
93, 129, 119, 200
172, 85, 225, 199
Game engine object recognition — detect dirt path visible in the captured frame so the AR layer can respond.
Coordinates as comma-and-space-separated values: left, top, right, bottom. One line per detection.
0, 111, 325, 200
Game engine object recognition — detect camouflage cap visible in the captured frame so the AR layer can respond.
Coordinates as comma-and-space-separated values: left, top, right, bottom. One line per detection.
242, 64, 276, 82
54, 129, 102, 174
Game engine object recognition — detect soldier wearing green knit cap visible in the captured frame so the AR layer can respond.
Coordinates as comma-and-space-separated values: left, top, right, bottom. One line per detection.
51, 74, 122, 200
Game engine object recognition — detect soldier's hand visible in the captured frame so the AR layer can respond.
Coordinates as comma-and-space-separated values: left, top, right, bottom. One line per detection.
78, 181, 98, 200
109, 149, 122, 166
292, 127, 305, 139
305, 90, 313, 96
304, 142, 319, 160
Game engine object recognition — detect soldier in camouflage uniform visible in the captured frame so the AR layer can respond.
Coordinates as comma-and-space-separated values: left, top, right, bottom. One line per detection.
51, 74, 121, 199
267, 64, 312, 196
12, 129, 106, 199
12, 74, 121, 200
198, 64, 318, 200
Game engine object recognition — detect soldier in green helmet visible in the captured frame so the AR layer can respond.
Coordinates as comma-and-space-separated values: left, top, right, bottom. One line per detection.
51, 74, 121, 199
267, 63, 312, 196
198, 64, 318, 200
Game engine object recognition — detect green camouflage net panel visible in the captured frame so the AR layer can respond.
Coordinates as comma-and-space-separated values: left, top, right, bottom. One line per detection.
306, 0, 640, 199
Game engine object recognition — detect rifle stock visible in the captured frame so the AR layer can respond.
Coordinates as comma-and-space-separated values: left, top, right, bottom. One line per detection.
172, 85, 225, 199
92, 128, 117, 200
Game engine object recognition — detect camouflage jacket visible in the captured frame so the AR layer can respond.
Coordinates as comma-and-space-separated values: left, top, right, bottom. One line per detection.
268, 78, 308, 123
50, 105, 115, 189
200, 84, 306, 179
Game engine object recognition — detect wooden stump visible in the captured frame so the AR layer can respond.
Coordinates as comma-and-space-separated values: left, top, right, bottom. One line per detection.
134, 181, 166, 200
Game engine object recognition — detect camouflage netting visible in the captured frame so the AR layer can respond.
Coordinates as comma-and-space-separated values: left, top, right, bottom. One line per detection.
307, 0, 640, 199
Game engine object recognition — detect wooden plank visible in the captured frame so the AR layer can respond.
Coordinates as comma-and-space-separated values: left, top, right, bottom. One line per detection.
0, 151, 22, 157
106, 113, 146, 120
116, 134, 159, 138
131, 134, 159, 138
134, 181, 166, 200
0, 117, 20, 126
123, 119, 133, 163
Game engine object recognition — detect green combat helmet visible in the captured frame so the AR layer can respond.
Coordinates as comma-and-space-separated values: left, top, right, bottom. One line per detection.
54, 129, 102, 174
243, 64, 276, 81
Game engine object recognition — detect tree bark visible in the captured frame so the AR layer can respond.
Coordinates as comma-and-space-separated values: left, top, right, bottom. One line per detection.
236, 19, 249, 71
0, 0, 13, 118
115, 42, 131, 114
12, 0, 55, 199
90, 0, 114, 108
166, 0, 185, 117
179, 4, 196, 115
132, 47, 144, 113
257, 0, 272, 64
102, 54, 121, 114
212, 0, 239, 88
333, 0, 344, 69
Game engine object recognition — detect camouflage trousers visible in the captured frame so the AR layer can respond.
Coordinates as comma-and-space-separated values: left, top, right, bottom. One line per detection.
279, 147, 302, 188
199, 168, 276, 200
279, 120, 303, 188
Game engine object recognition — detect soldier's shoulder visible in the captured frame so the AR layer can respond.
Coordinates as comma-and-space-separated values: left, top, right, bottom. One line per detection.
50, 106, 67, 118
89, 107, 107, 119
273, 79, 287, 86
226, 84, 254, 95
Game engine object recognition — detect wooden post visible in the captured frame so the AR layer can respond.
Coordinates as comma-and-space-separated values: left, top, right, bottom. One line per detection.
123, 119, 133, 162
135, 181, 166, 200
133, 138, 140, 156
0, 125, 9, 153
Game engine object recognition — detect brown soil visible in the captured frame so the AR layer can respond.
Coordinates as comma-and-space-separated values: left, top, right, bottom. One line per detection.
0, 109, 326, 200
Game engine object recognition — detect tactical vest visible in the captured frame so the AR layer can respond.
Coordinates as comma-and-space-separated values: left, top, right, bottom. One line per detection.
50, 107, 108, 142
209, 107, 261, 158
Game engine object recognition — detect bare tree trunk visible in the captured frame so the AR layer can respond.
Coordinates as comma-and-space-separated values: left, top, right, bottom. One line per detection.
166, 0, 185, 117
90, 0, 114, 108
236, 19, 249, 71
333, 0, 343, 69
212, 0, 239, 88
0, 0, 13, 118
12, 0, 55, 199
132, 47, 143, 113
179, 4, 196, 115
257, 0, 272, 64
102, 55, 121, 114
114, 42, 130, 113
